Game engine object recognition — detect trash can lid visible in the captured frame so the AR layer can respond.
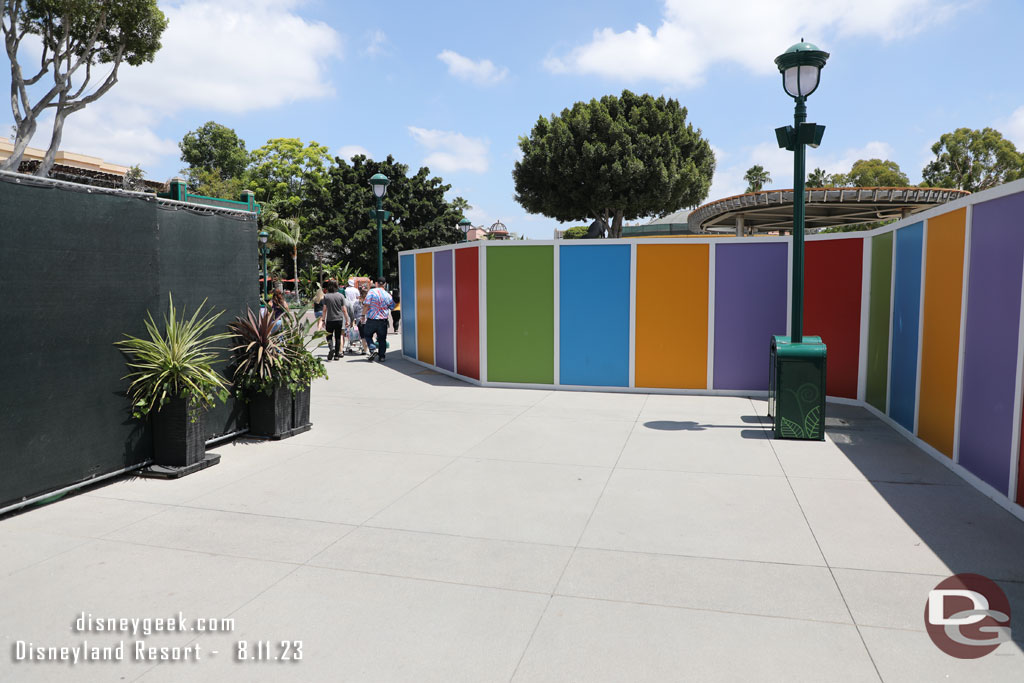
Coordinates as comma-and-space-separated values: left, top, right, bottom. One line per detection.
775, 341, 827, 359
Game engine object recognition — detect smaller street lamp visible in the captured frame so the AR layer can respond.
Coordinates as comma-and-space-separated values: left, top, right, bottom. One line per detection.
369, 173, 391, 282
458, 218, 472, 242
258, 230, 269, 303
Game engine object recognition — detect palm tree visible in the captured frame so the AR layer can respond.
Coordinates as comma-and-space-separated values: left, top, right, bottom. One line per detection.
261, 205, 302, 303
807, 167, 829, 188
744, 165, 772, 193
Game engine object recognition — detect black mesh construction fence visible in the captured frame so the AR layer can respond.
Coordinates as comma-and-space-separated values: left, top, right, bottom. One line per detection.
1, 173, 258, 509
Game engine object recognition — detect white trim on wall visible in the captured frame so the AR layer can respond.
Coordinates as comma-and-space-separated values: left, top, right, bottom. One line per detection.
449, 248, 456, 372
1009, 251, 1024, 503
786, 238, 793, 338
553, 242, 561, 387
857, 237, 871, 402
479, 243, 487, 383
707, 242, 716, 390
913, 221, 929, 435
629, 241, 637, 389
953, 205, 973, 465
886, 229, 897, 416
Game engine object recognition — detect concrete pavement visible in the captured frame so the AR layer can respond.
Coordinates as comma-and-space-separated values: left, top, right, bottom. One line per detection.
2, 339, 1024, 681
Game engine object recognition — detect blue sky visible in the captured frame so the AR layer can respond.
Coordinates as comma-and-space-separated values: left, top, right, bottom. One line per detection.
6, 0, 1024, 239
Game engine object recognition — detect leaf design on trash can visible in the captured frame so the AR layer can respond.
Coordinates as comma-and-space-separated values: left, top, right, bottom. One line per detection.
803, 405, 821, 438
780, 416, 804, 439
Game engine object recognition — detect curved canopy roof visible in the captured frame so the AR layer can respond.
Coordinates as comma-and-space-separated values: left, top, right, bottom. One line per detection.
689, 187, 969, 233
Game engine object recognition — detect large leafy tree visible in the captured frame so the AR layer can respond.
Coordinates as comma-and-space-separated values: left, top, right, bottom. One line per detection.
743, 164, 771, 193
922, 127, 1023, 192
179, 121, 249, 192
845, 158, 909, 187
1, 0, 167, 175
303, 154, 468, 284
513, 90, 714, 238
248, 137, 331, 217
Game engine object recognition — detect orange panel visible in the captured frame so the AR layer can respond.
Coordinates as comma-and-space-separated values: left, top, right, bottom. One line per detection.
918, 209, 966, 457
635, 244, 709, 389
415, 252, 434, 364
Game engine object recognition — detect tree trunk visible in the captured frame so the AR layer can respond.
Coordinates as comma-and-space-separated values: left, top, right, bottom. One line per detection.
36, 101, 77, 178
611, 210, 624, 238
293, 249, 300, 304
0, 119, 36, 172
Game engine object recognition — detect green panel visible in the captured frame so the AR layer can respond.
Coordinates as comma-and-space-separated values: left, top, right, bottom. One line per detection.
487, 246, 554, 383
866, 232, 894, 411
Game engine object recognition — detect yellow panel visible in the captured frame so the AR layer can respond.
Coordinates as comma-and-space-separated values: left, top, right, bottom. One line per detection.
416, 252, 434, 364
918, 209, 966, 457
635, 244, 709, 389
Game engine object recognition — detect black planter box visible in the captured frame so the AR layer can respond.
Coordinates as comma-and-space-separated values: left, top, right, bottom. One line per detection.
248, 384, 292, 438
152, 398, 205, 466
142, 398, 220, 478
292, 385, 311, 430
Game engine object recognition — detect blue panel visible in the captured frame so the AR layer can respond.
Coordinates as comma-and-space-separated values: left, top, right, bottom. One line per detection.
559, 244, 631, 386
399, 253, 417, 359
889, 222, 923, 431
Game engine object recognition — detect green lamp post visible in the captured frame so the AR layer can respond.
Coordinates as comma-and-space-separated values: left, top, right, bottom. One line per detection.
768, 40, 830, 441
774, 39, 828, 344
258, 230, 269, 303
458, 217, 472, 242
369, 173, 391, 282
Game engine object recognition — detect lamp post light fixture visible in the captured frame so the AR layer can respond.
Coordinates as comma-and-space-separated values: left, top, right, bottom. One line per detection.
258, 230, 269, 303
458, 218, 472, 242
768, 40, 830, 441
369, 173, 391, 282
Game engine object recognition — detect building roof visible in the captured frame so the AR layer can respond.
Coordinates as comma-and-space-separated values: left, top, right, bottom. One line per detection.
688, 186, 970, 233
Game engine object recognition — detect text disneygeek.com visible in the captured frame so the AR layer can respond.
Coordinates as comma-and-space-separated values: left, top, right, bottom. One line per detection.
11, 612, 303, 665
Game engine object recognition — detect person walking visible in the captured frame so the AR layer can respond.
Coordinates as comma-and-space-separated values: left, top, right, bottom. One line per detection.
362, 279, 395, 362
270, 289, 289, 332
391, 290, 401, 333
312, 283, 325, 331
322, 280, 349, 361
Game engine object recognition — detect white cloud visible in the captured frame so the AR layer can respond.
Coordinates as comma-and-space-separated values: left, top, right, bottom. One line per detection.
1001, 105, 1024, 149
408, 126, 489, 173
545, 0, 960, 85
40, 105, 180, 172
363, 30, 389, 57
336, 145, 371, 160
9, 0, 340, 175
437, 50, 509, 86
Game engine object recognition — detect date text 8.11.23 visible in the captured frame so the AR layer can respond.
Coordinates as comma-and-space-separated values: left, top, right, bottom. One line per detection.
235, 640, 302, 661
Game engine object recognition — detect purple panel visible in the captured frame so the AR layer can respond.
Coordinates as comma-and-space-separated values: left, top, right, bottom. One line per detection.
433, 249, 455, 372
714, 242, 789, 390
958, 192, 1024, 494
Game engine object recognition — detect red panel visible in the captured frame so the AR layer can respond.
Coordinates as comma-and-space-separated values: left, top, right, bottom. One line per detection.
455, 247, 480, 380
805, 239, 864, 399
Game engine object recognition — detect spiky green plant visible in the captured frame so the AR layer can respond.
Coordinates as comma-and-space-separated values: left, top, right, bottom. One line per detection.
115, 295, 231, 420
228, 306, 291, 396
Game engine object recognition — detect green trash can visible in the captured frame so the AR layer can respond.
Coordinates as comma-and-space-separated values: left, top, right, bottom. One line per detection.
768, 335, 827, 440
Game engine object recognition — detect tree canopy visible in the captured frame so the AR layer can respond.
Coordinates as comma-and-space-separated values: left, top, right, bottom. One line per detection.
301, 154, 469, 284
179, 121, 249, 189
248, 138, 332, 217
922, 127, 1023, 192
845, 158, 910, 187
744, 165, 771, 193
513, 90, 715, 238
1, 0, 167, 175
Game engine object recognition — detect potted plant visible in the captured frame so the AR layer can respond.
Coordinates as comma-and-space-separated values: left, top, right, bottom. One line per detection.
115, 295, 231, 475
229, 308, 326, 438
280, 313, 328, 432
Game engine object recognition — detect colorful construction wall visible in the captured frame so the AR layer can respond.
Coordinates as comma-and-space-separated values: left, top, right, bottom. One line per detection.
400, 180, 1024, 514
